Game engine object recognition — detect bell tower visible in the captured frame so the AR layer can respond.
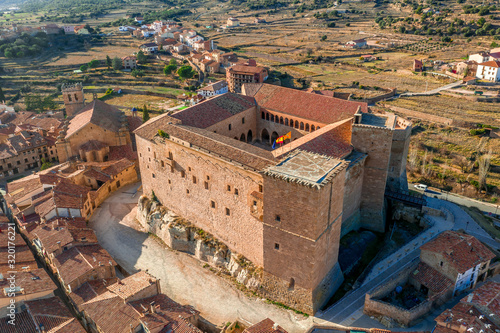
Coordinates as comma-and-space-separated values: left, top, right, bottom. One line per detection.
62, 83, 85, 118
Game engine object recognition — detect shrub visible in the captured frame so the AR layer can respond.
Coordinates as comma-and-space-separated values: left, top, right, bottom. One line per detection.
158, 129, 169, 138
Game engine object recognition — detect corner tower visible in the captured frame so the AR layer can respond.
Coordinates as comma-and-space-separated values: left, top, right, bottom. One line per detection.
62, 83, 85, 118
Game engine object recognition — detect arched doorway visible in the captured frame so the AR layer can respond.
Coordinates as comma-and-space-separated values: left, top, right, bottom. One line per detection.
247, 130, 253, 143
261, 129, 270, 144
240, 133, 246, 142
271, 131, 279, 145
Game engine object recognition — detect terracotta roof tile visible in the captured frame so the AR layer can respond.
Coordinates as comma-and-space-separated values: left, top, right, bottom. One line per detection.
66, 100, 125, 138
479, 60, 500, 68
107, 271, 157, 301
54, 245, 116, 286
25, 296, 86, 332
69, 277, 119, 306
83, 168, 111, 183
243, 318, 288, 333
109, 145, 138, 161
79, 140, 108, 152
420, 231, 495, 274
228, 64, 267, 75
0, 309, 37, 333
244, 83, 368, 124
0, 268, 57, 299
171, 93, 256, 128
412, 262, 453, 294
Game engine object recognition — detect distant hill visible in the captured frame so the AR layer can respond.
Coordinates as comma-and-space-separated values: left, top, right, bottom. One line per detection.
0, 0, 26, 10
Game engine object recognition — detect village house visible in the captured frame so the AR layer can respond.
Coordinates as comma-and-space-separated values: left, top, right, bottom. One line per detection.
227, 17, 240, 27
135, 16, 144, 24
173, 42, 188, 54
244, 318, 288, 333
226, 64, 269, 93
122, 55, 137, 69
74, 25, 90, 35
456, 60, 478, 76
52, 244, 117, 293
346, 38, 367, 48
140, 42, 159, 54
0, 296, 86, 332
118, 25, 136, 32
413, 59, 423, 72
476, 60, 500, 82
434, 281, 500, 333
69, 270, 203, 333
62, 25, 75, 34
161, 38, 177, 50
420, 231, 495, 294
135, 83, 412, 314
469, 50, 500, 63
0, 130, 58, 179
41, 24, 61, 35
197, 80, 228, 97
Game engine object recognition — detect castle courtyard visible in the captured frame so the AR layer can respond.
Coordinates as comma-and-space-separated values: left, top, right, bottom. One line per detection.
89, 182, 315, 333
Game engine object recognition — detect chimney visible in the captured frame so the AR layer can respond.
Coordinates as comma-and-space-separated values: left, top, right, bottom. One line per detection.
149, 301, 156, 314
272, 323, 279, 331
354, 106, 362, 124
467, 293, 474, 303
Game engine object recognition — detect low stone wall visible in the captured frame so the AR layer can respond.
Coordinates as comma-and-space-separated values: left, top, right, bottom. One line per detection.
422, 206, 444, 218
351, 88, 397, 105
382, 104, 453, 126
364, 295, 433, 328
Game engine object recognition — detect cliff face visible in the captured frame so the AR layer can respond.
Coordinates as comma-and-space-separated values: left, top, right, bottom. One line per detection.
137, 195, 261, 290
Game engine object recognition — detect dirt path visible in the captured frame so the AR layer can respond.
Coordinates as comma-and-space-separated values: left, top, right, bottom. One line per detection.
89, 183, 314, 333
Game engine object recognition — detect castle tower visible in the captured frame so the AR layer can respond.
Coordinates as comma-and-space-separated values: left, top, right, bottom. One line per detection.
62, 83, 85, 118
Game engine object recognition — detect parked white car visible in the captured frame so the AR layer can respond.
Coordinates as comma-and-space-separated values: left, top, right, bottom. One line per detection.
414, 184, 428, 191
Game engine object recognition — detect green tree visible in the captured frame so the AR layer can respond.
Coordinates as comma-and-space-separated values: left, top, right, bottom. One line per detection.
0, 87, 5, 102
80, 64, 88, 72
131, 69, 145, 77
25, 94, 44, 112
106, 55, 112, 69
42, 95, 56, 110
321, 35, 327, 41
142, 104, 150, 123
177, 65, 195, 80
163, 64, 177, 75
112, 56, 122, 70
137, 50, 147, 63
88, 59, 99, 70
40, 158, 52, 171
169, 58, 177, 66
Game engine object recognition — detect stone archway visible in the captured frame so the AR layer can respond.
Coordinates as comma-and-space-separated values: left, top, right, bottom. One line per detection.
247, 130, 253, 143
240, 133, 246, 142
271, 131, 279, 144
261, 128, 270, 144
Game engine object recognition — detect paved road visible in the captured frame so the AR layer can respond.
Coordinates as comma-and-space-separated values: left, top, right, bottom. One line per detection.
317, 251, 420, 324
90, 182, 314, 333
410, 182, 500, 216
399, 80, 462, 97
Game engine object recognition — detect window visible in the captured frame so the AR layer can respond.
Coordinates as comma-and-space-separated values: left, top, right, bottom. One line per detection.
253, 200, 257, 206
275, 215, 281, 222
181, 171, 185, 178
225, 208, 230, 216
148, 148, 150, 152
228, 124, 232, 131
188, 167, 191, 171
204, 181, 209, 190
259, 184, 263, 193
227, 185, 231, 191
168, 152, 173, 160
274, 243, 280, 250
211, 201, 215, 208
186, 189, 190, 194
242, 117, 245, 124
440, 261, 443, 267
16, 161, 20, 165
24, 158, 28, 163
206, 175, 210, 180
154, 152, 156, 159
193, 176, 197, 184
161, 161, 165, 167
152, 173, 155, 178
170, 166, 174, 173
234, 188, 239, 195
168, 179, 171, 184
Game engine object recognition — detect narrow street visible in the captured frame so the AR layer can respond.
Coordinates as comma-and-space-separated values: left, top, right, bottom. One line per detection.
89, 182, 314, 333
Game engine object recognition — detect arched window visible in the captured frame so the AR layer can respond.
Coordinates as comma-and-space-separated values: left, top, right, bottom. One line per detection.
270, 114, 275, 122
288, 278, 295, 290
279, 116, 284, 125
300, 122, 304, 130
261, 129, 270, 144
240, 133, 246, 142
311, 125, 316, 131
247, 130, 253, 143
289, 119, 293, 127
261, 112, 265, 119
305, 124, 309, 132
266, 113, 270, 121
294, 121, 299, 129
317, 126, 320, 130
271, 131, 279, 143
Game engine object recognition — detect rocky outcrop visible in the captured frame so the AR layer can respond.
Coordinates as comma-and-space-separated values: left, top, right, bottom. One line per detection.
137, 195, 261, 290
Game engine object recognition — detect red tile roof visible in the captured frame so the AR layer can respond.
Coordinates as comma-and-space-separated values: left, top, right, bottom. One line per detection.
171, 93, 256, 129
66, 99, 125, 138
79, 140, 108, 152
479, 60, 500, 68
412, 262, 453, 294
0, 309, 37, 333
54, 245, 116, 286
107, 271, 157, 301
109, 144, 138, 161
243, 318, 288, 333
25, 296, 86, 332
243, 83, 368, 124
228, 64, 267, 75
420, 231, 495, 274
69, 277, 119, 306
0, 268, 57, 299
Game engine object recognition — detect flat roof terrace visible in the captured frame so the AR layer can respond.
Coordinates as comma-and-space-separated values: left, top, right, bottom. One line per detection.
263, 150, 346, 188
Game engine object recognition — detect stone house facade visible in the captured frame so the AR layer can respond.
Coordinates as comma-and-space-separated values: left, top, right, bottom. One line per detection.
135, 83, 411, 314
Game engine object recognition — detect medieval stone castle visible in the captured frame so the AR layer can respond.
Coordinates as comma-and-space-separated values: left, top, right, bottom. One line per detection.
135, 83, 412, 314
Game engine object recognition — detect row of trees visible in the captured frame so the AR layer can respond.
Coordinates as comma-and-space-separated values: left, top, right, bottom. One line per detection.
24, 94, 57, 112
163, 59, 196, 79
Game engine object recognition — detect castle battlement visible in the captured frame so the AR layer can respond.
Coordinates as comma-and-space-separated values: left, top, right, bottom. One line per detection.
61, 82, 83, 92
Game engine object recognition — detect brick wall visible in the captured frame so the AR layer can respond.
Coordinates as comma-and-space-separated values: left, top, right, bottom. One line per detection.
420, 250, 458, 282
351, 125, 393, 232
137, 135, 265, 265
